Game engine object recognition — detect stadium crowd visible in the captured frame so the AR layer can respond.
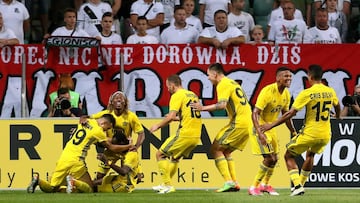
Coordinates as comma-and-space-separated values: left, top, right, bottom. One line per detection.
2, 0, 360, 44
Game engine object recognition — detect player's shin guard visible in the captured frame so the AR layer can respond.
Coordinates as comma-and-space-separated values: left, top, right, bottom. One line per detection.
252, 163, 269, 187
157, 159, 171, 185
262, 166, 274, 185
226, 157, 237, 181
299, 170, 311, 186
215, 156, 231, 181
169, 160, 179, 178
289, 169, 301, 186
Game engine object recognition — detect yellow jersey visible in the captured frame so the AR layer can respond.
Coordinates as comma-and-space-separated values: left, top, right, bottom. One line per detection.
59, 119, 107, 161
170, 88, 202, 138
92, 110, 144, 139
256, 82, 291, 124
217, 77, 252, 127
292, 83, 339, 139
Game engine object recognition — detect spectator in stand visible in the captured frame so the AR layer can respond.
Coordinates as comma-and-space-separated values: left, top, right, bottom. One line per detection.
160, 6, 199, 44
340, 84, 360, 117
227, 0, 255, 42
308, 8, 341, 43
126, 16, 159, 44
268, 0, 304, 35
273, 0, 313, 26
181, 0, 203, 33
160, 0, 180, 32
248, 25, 267, 44
48, 0, 84, 34
199, 0, 231, 28
323, 0, 348, 43
114, 0, 137, 42
198, 9, 245, 49
0, 0, 30, 44
314, 0, 351, 25
0, 12, 19, 47
77, 0, 112, 37
268, 1, 312, 44
130, 0, 164, 42
99, 12, 123, 44
45, 8, 89, 38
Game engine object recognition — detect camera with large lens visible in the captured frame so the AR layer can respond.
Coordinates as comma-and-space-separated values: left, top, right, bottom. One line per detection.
57, 97, 71, 110
342, 95, 360, 107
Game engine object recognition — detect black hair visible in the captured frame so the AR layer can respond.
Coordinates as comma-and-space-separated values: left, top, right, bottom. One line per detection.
137, 16, 148, 22
308, 64, 323, 81
214, 9, 227, 18
276, 66, 291, 76
57, 87, 70, 95
208, 63, 225, 74
101, 114, 116, 128
112, 128, 129, 145
102, 12, 113, 20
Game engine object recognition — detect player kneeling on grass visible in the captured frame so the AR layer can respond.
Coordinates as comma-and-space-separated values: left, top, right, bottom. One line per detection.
93, 128, 143, 193
27, 114, 134, 193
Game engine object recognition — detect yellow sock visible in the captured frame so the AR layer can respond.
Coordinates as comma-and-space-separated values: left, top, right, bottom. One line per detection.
169, 161, 179, 178
262, 167, 274, 185
299, 170, 311, 186
251, 163, 269, 187
215, 156, 231, 181
38, 179, 54, 193
74, 179, 93, 193
289, 169, 301, 186
157, 159, 171, 185
226, 157, 237, 181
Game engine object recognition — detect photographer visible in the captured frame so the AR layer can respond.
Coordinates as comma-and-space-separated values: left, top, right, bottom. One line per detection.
48, 88, 82, 117
340, 85, 360, 117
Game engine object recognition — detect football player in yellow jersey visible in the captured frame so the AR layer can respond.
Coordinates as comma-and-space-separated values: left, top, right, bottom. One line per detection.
27, 114, 134, 193
94, 128, 143, 193
261, 64, 341, 196
83, 91, 144, 181
248, 67, 297, 196
149, 74, 202, 194
190, 63, 253, 192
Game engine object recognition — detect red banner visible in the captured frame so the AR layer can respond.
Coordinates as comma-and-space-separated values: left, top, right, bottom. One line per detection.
0, 44, 359, 117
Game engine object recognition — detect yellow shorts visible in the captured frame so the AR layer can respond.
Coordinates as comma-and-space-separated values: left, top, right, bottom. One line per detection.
286, 132, 330, 156
215, 124, 250, 151
250, 128, 279, 155
97, 174, 135, 193
50, 159, 87, 187
160, 135, 200, 159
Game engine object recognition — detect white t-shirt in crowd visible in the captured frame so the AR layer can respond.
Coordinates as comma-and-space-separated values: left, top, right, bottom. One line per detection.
199, 0, 230, 26
130, 0, 164, 41
100, 32, 123, 44
268, 18, 311, 43
77, 1, 112, 37
160, 23, 199, 44
199, 25, 244, 42
308, 26, 341, 44
228, 11, 255, 42
0, 0, 30, 44
126, 33, 159, 44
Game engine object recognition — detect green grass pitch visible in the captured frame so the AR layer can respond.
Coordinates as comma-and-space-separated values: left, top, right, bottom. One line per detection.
0, 189, 358, 203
